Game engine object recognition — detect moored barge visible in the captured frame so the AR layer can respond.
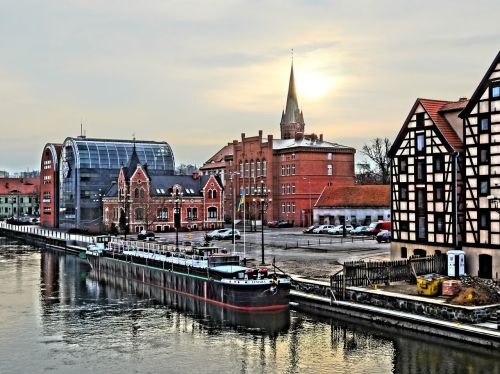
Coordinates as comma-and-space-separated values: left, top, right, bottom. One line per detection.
86, 240, 290, 311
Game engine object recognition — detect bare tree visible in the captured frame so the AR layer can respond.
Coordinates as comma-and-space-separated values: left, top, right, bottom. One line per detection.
355, 161, 381, 185
360, 138, 392, 184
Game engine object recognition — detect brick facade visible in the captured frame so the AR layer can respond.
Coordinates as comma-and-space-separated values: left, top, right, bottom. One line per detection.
39, 143, 61, 228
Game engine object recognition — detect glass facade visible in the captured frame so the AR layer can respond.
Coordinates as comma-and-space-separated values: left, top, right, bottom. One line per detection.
59, 138, 175, 230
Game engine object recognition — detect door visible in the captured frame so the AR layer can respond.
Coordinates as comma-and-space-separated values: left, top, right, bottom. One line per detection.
478, 254, 492, 279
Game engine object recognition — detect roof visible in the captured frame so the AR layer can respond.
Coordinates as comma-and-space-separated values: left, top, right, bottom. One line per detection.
105, 174, 222, 198
389, 98, 464, 157
419, 99, 463, 151
272, 137, 355, 152
280, 63, 305, 126
316, 185, 390, 208
0, 178, 40, 195
201, 144, 234, 170
460, 50, 500, 118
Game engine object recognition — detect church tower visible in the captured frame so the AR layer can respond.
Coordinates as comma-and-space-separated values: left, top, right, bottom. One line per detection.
280, 63, 305, 139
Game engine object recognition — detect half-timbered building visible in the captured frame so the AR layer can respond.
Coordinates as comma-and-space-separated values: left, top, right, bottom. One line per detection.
459, 51, 500, 279
389, 98, 466, 259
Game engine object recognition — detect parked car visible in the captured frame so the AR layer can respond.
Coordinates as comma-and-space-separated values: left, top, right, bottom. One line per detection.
206, 228, 229, 239
303, 225, 319, 233
218, 229, 241, 240
313, 224, 334, 234
267, 220, 279, 228
367, 221, 391, 236
328, 225, 354, 235
376, 230, 391, 243
277, 220, 292, 228
138, 231, 155, 241
350, 225, 369, 235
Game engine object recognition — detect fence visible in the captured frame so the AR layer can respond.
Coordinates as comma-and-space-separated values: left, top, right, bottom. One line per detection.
330, 254, 447, 297
0, 221, 94, 244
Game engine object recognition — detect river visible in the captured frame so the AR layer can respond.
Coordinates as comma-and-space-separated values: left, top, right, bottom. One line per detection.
0, 240, 498, 374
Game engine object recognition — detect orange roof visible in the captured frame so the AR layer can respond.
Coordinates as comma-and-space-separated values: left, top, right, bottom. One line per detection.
316, 185, 390, 208
419, 98, 463, 151
0, 178, 40, 195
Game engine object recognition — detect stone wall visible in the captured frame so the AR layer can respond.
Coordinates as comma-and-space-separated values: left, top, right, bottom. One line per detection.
345, 288, 499, 324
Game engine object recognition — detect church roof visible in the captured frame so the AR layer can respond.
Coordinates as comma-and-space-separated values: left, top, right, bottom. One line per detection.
280, 64, 305, 126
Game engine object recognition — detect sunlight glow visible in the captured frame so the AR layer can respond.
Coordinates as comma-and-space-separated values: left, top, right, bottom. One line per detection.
297, 72, 333, 99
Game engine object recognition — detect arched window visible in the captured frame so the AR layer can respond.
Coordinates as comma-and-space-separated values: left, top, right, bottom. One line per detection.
244, 161, 249, 178
134, 188, 140, 198
135, 208, 144, 221
239, 161, 243, 176
208, 207, 217, 218
256, 160, 261, 177
262, 159, 267, 176
250, 160, 255, 178
212, 190, 217, 199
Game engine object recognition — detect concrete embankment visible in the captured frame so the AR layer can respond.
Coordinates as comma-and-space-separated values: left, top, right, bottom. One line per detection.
289, 277, 500, 349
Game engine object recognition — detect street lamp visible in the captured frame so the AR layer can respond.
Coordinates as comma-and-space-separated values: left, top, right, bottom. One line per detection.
303, 177, 312, 226
170, 188, 184, 250
228, 171, 240, 253
252, 180, 272, 265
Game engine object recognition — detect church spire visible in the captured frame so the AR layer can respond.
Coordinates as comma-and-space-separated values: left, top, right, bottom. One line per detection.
280, 59, 305, 139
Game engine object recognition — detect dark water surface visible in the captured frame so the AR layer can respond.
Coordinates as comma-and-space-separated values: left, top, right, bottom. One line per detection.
0, 240, 498, 374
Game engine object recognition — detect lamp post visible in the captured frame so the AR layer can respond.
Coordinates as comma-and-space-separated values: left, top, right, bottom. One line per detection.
303, 177, 312, 226
170, 188, 184, 251
228, 171, 240, 253
252, 180, 272, 265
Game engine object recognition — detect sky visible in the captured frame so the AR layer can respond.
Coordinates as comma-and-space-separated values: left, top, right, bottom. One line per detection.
1, 0, 499, 172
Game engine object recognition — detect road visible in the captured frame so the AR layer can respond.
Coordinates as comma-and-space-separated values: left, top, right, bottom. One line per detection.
151, 227, 391, 280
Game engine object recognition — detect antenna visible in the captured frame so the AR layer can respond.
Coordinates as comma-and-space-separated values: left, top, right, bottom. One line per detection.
80, 119, 83, 137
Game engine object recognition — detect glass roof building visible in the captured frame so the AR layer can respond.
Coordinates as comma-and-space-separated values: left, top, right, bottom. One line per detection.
59, 137, 175, 231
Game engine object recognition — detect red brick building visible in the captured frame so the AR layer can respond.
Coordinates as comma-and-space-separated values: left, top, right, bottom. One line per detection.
201, 63, 356, 226
39, 143, 62, 228
103, 147, 224, 233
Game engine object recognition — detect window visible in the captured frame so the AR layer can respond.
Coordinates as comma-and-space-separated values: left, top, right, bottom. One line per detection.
478, 146, 489, 165
262, 160, 267, 176
281, 184, 285, 195
479, 211, 489, 230
256, 160, 261, 177
399, 184, 408, 200
286, 184, 290, 194
292, 164, 295, 175
292, 183, 296, 194
157, 208, 168, 220
479, 177, 489, 196
245, 161, 249, 178
250, 161, 255, 178
399, 157, 408, 173
292, 202, 296, 213
491, 84, 500, 98
416, 134, 425, 153
400, 221, 409, 231
208, 207, 217, 219
286, 202, 291, 213
135, 208, 144, 221
416, 160, 425, 182
434, 184, 445, 201
327, 153, 333, 160
435, 214, 445, 233
239, 161, 243, 176
416, 188, 426, 210
281, 165, 285, 176
417, 216, 426, 241
327, 165, 333, 176
416, 112, 425, 127
187, 208, 198, 220
286, 165, 290, 176
479, 115, 490, 133
282, 202, 286, 213
212, 190, 217, 199
434, 155, 444, 172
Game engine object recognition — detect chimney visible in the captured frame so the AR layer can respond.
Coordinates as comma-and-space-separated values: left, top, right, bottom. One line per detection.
319, 134, 323, 142
295, 132, 304, 141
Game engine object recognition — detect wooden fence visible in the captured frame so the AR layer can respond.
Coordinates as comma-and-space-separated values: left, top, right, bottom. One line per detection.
330, 254, 447, 297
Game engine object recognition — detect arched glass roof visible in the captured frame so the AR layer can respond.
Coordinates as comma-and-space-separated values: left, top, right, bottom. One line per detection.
63, 138, 175, 172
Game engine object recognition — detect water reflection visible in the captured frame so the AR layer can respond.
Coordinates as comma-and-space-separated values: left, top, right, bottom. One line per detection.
0, 242, 498, 374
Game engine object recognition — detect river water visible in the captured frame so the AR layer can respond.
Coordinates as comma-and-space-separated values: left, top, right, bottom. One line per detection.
0, 240, 498, 374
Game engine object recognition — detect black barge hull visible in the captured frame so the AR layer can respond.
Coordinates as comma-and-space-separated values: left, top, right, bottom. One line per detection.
87, 255, 290, 311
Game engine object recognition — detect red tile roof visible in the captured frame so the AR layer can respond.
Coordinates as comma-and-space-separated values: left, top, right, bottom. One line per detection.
0, 178, 40, 195
316, 185, 390, 208
419, 98, 463, 151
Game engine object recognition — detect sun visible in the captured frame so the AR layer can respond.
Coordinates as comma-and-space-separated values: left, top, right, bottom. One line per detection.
297, 72, 332, 100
